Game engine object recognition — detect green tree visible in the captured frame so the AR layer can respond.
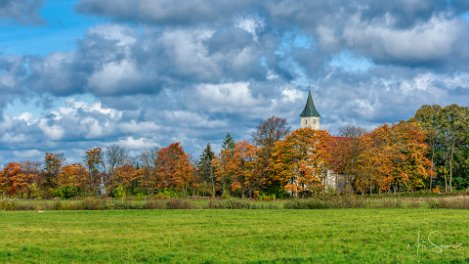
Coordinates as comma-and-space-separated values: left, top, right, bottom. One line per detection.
222, 133, 235, 151
414, 105, 442, 190
198, 144, 216, 197
218, 133, 235, 195
413, 104, 469, 191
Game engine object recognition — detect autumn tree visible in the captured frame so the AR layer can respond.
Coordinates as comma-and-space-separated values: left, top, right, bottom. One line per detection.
112, 164, 144, 197
221, 141, 260, 198
338, 124, 367, 138
153, 142, 195, 195
0, 162, 36, 197
271, 128, 332, 197
43, 153, 64, 191
355, 121, 434, 193
138, 148, 158, 194
21, 161, 43, 198
251, 116, 290, 194
85, 147, 106, 196
56, 163, 88, 198
328, 125, 367, 193
251, 116, 290, 148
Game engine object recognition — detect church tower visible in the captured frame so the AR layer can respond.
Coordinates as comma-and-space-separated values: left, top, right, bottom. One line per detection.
300, 91, 320, 130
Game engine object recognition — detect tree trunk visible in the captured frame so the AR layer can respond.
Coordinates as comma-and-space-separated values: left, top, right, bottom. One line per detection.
449, 140, 455, 192
429, 136, 436, 191
210, 168, 215, 198
444, 156, 448, 192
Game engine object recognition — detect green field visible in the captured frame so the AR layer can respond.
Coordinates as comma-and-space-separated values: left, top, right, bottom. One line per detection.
0, 209, 468, 263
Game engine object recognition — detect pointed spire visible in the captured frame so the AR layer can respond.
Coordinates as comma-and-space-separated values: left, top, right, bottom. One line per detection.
300, 91, 320, 117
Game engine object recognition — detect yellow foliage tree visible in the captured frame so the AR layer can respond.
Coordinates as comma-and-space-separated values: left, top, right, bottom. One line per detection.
271, 128, 333, 196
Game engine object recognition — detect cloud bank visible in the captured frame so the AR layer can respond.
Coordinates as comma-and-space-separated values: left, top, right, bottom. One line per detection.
0, 0, 468, 162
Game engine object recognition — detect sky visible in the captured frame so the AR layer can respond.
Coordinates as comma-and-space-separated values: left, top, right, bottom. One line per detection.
0, 0, 468, 163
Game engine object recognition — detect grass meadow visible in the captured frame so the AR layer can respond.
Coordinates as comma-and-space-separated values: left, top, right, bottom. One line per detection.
0, 209, 468, 263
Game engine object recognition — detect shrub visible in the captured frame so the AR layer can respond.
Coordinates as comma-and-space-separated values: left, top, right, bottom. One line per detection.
284, 199, 330, 209
155, 189, 181, 200
0, 199, 16, 210
408, 201, 422, 209
257, 193, 276, 201
143, 200, 166, 209
112, 186, 127, 199
28, 183, 43, 199
206, 199, 278, 209
52, 186, 82, 199
80, 197, 106, 210
433, 197, 469, 209
166, 199, 193, 209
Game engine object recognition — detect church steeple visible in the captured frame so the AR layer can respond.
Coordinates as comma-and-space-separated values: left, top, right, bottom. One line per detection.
300, 91, 320, 130
300, 91, 320, 117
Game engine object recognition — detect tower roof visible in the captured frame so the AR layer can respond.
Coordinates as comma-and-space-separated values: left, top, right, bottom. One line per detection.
300, 91, 320, 117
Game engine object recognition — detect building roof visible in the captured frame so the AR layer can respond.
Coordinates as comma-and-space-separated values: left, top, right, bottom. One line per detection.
300, 91, 320, 117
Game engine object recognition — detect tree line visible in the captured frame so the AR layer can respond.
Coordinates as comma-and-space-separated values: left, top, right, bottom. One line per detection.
0, 104, 467, 199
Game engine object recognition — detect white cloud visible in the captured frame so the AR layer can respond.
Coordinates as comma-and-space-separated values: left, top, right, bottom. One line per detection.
38, 119, 65, 140
88, 24, 136, 47
163, 110, 227, 128
195, 82, 260, 112
236, 16, 264, 41
11, 149, 42, 160
344, 14, 463, 63
316, 24, 339, 49
159, 28, 218, 79
15, 112, 37, 125
88, 59, 141, 94
399, 72, 469, 94
0, 132, 27, 144
280, 87, 303, 102
119, 120, 160, 134
116, 136, 158, 150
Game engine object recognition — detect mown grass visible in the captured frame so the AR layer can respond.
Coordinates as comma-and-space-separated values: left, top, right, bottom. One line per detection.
0, 209, 467, 263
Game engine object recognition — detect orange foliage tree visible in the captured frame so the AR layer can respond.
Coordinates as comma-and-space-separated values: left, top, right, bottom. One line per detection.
0, 162, 36, 197
220, 140, 260, 198
153, 142, 196, 195
355, 121, 434, 193
112, 164, 145, 195
44, 153, 64, 190
328, 136, 367, 193
58, 163, 88, 188
271, 128, 333, 196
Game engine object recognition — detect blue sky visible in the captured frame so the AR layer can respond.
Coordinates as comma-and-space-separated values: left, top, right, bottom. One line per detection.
0, 0, 103, 55
0, 0, 468, 163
